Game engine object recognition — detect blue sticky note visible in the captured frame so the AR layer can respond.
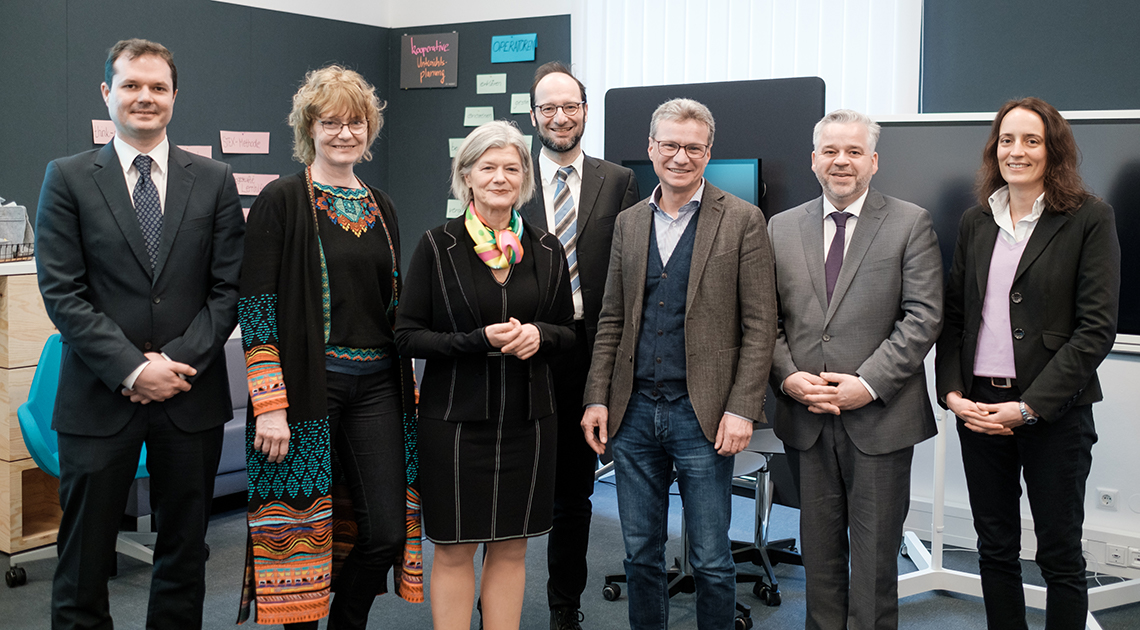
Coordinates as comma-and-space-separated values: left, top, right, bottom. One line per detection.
491, 33, 537, 63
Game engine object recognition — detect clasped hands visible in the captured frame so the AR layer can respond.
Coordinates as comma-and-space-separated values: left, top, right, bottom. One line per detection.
120, 352, 195, 404
485, 317, 540, 360
945, 391, 1028, 436
783, 371, 873, 415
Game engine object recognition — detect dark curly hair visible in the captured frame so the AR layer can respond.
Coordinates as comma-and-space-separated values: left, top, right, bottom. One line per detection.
976, 97, 1088, 213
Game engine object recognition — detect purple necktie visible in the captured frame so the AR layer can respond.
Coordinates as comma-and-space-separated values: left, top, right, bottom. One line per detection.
825, 211, 851, 303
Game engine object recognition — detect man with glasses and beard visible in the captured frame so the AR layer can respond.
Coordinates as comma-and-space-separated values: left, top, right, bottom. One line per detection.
519, 61, 640, 630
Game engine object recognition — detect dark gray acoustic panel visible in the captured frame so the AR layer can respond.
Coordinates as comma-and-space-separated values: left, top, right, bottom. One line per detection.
922, 0, 1140, 113
603, 77, 826, 216
1, 0, 388, 221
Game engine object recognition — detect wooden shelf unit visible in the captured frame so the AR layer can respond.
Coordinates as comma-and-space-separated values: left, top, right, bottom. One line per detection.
0, 267, 60, 555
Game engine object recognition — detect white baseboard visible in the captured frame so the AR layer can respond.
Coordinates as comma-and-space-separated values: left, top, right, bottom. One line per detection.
904, 498, 1140, 580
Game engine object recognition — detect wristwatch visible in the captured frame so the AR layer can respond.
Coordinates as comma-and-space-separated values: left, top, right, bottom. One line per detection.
1018, 401, 1038, 425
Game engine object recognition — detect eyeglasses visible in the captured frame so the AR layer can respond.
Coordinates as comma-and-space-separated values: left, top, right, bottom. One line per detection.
652, 138, 710, 159
318, 120, 367, 135
533, 102, 585, 118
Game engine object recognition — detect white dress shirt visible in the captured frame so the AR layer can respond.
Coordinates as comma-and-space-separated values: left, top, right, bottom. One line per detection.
988, 185, 1045, 244
114, 135, 172, 388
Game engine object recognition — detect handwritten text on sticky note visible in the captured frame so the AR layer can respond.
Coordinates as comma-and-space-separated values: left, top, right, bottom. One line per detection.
476, 74, 507, 94
92, 120, 116, 145
446, 199, 465, 218
510, 93, 531, 115
448, 138, 465, 158
233, 173, 280, 196
220, 131, 270, 154
491, 33, 537, 63
463, 107, 494, 127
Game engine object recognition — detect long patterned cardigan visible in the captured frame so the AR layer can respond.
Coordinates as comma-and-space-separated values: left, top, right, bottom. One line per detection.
236, 172, 421, 625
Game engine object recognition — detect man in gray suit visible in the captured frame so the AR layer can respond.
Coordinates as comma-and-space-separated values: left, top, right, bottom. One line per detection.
768, 109, 942, 630
582, 98, 776, 630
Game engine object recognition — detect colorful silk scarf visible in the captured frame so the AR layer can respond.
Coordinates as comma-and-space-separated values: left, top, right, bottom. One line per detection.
464, 202, 524, 268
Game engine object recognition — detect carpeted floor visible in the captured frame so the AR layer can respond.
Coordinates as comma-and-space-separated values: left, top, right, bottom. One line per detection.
3, 478, 1138, 629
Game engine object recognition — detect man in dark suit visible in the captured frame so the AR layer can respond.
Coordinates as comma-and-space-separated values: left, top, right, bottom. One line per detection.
519, 61, 640, 630
767, 109, 942, 630
582, 98, 776, 630
35, 39, 243, 629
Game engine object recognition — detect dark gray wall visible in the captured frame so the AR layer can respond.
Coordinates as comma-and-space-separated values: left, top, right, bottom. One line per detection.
384, 15, 571, 265
922, 0, 1140, 113
0, 0, 389, 222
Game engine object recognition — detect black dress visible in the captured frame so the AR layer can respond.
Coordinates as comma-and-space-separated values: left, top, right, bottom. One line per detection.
418, 242, 558, 543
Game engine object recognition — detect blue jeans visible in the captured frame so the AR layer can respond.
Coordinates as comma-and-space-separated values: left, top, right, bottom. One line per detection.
611, 393, 736, 630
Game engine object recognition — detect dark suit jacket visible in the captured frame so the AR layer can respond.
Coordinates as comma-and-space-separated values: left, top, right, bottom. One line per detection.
394, 216, 576, 421
935, 197, 1120, 421
768, 189, 943, 455
518, 154, 640, 348
36, 142, 245, 436
583, 182, 777, 442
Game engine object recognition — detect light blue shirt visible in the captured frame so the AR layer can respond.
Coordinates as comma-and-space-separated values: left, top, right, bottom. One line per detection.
648, 181, 704, 265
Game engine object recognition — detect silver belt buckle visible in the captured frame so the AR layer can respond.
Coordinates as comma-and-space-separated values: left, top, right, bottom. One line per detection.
990, 377, 1013, 389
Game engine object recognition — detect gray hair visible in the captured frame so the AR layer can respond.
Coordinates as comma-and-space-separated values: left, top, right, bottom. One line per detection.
649, 98, 716, 146
813, 109, 881, 153
450, 120, 536, 209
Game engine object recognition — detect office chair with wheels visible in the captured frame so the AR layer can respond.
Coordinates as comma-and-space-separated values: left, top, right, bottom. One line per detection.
5, 334, 155, 588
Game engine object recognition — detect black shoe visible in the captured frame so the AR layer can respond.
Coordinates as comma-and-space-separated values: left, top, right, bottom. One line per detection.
550, 607, 584, 630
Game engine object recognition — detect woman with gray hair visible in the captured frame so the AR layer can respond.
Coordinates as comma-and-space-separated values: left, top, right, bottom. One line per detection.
396, 120, 575, 629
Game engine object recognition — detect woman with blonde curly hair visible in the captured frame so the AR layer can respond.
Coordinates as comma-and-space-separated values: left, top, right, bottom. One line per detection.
237, 65, 421, 628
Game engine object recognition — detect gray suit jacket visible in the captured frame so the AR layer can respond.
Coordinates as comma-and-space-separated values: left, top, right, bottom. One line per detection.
768, 188, 942, 455
583, 182, 777, 442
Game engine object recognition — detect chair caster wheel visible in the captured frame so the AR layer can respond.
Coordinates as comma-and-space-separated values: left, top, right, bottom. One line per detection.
602, 583, 621, 601
735, 614, 754, 629
754, 582, 781, 606
900, 541, 909, 558
5, 567, 27, 588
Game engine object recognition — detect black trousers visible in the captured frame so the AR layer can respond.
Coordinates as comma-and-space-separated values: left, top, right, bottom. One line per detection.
957, 377, 1097, 630
288, 369, 406, 630
52, 406, 223, 630
547, 321, 598, 610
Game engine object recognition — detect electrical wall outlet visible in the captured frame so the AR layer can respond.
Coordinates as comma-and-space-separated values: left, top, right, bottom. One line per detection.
1097, 488, 1118, 510
1106, 545, 1127, 567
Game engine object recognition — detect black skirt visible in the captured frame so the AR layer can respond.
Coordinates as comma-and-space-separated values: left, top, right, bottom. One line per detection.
419, 408, 556, 543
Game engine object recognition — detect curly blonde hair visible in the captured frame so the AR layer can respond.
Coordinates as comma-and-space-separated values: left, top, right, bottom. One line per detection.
288, 65, 385, 165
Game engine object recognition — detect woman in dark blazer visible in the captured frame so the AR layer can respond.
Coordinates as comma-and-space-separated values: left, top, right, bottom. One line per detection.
935, 97, 1120, 630
395, 120, 575, 630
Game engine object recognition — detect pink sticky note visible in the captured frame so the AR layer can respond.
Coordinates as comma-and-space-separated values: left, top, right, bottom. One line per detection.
220, 131, 270, 154
233, 173, 280, 196
92, 120, 116, 145
180, 145, 213, 158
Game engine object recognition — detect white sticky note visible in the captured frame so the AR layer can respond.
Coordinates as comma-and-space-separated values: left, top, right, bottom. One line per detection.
446, 199, 465, 218
522, 135, 533, 151
92, 120, 116, 145
476, 73, 508, 94
448, 138, 465, 158
463, 106, 494, 127
509, 93, 531, 114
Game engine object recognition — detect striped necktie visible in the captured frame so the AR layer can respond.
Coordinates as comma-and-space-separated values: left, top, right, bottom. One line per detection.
132, 154, 163, 269
553, 166, 579, 296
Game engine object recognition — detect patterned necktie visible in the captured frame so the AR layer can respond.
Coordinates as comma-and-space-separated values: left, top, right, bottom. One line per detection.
132, 154, 163, 269
824, 211, 851, 303
553, 166, 579, 297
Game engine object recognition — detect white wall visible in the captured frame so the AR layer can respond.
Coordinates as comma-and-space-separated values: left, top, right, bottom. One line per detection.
212, 0, 572, 27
